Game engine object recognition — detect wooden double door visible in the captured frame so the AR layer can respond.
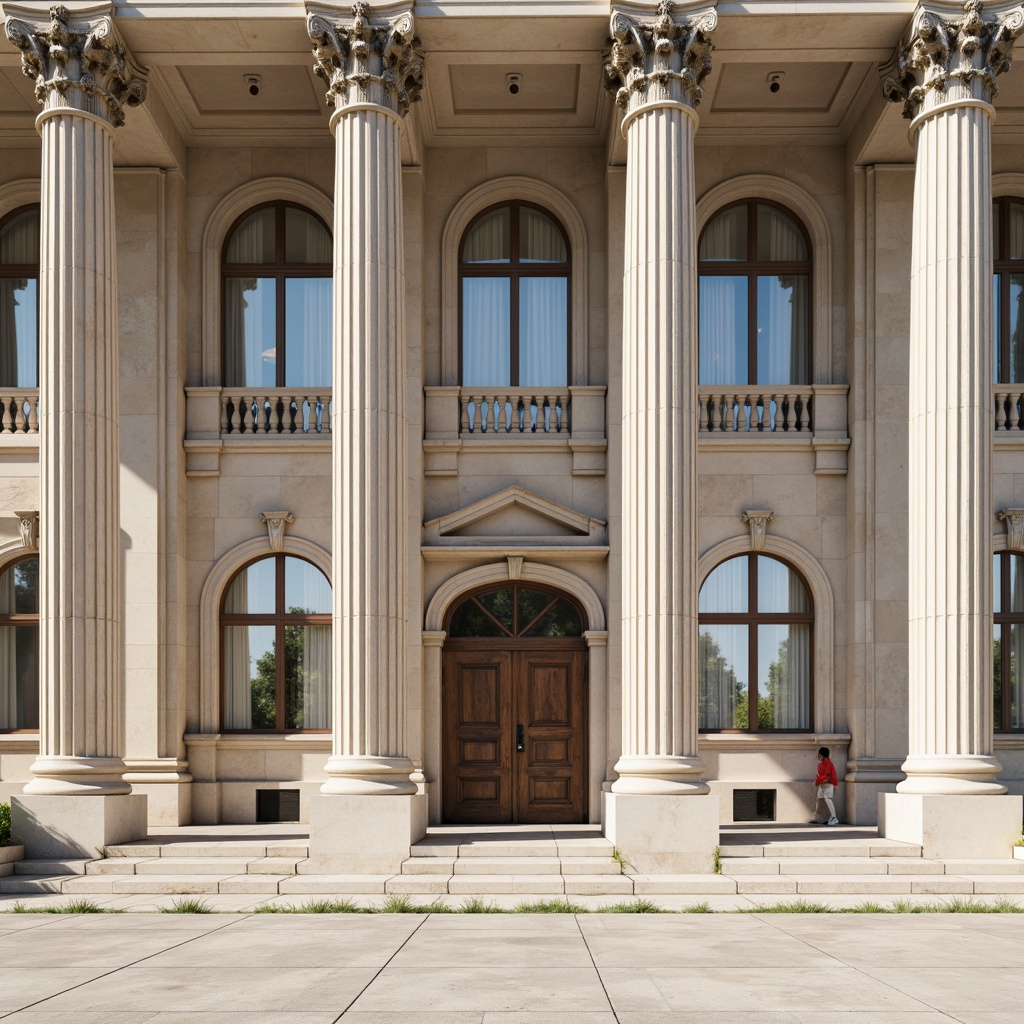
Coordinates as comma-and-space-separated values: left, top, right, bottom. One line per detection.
442, 643, 587, 824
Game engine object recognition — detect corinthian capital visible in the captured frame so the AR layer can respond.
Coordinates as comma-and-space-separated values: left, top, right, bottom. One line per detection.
3, 3, 147, 128
604, 1, 718, 114
306, 1, 423, 118
882, 0, 1024, 120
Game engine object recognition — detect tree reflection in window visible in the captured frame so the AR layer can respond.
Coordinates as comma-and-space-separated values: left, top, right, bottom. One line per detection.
447, 584, 583, 638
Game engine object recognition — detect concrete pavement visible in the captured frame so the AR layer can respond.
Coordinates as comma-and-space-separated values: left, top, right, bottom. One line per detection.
0, 910, 1022, 1022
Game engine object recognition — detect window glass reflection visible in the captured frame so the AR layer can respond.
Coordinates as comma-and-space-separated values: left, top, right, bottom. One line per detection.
758, 623, 811, 729
757, 557, 809, 613
699, 276, 747, 386
224, 278, 276, 387
700, 559, 748, 614
462, 278, 511, 386
284, 557, 331, 614
225, 558, 276, 616
519, 278, 567, 387
699, 624, 749, 729
756, 276, 809, 385
284, 279, 331, 388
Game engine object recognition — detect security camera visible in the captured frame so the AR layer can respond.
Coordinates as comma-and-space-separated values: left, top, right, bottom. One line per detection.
245, 74, 262, 97
767, 72, 784, 95
506, 73, 522, 96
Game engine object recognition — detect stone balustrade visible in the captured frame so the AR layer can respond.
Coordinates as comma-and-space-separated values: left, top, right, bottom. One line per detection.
698, 387, 814, 433
995, 390, 1024, 432
0, 390, 39, 435
220, 390, 332, 435
460, 388, 570, 435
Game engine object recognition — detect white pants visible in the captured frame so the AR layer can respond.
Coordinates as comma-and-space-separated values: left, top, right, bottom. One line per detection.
815, 783, 836, 820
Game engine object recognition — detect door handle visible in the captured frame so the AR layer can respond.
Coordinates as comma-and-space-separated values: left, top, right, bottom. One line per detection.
516, 723, 525, 752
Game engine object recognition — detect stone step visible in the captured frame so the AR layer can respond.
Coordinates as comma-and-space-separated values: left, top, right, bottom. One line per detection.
720, 842, 922, 859
0, 874, 66, 894
451, 857, 564, 875
13, 859, 90, 876
722, 857, 1024, 877
133, 858, 255, 876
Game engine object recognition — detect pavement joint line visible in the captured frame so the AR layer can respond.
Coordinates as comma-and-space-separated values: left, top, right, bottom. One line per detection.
1, 911, 248, 1016
329, 909, 433, 1021
574, 910, 621, 1024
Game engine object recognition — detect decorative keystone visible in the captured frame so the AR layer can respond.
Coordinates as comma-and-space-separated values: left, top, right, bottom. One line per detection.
741, 509, 773, 551
999, 507, 1024, 550
261, 511, 295, 552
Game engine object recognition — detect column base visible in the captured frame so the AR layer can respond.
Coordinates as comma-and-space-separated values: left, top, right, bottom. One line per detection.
879, 793, 1023, 859
11, 793, 148, 859
603, 791, 720, 874
307, 793, 428, 874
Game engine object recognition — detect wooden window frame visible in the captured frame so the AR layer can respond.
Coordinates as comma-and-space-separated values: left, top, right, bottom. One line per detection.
698, 553, 814, 733
993, 196, 1024, 384
220, 200, 332, 388
697, 199, 813, 386
444, 581, 587, 647
994, 551, 1024, 732
458, 200, 572, 387
0, 204, 40, 389
219, 553, 332, 733
0, 553, 39, 734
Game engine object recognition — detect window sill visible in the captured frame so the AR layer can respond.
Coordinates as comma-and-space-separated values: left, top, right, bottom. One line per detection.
184, 732, 331, 751
698, 731, 851, 751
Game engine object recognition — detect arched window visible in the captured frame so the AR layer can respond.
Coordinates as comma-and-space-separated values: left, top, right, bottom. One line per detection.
0, 555, 38, 732
698, 200, 811, 386
222, 201, 331, 388
459, 202, 570, 387
698, 554, 812, 731
0, 205, 39, 389
446, 583, 584, 638
993, 197, 1024, 383
221, 554, 332, 731
994, 551, 1024, 731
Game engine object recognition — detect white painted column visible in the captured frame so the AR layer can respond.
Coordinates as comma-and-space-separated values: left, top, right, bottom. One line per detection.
603, 1, 719, 873
4, 4, 148, 857
879, 0, 1024, 856
305, 1, 426, 872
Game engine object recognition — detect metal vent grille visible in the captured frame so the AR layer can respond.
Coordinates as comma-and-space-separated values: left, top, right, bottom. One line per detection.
256, 789, 300, 823
733, 788, 776, 822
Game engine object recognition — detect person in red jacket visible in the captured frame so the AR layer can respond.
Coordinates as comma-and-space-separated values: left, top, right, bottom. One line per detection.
811, 746, 840, 826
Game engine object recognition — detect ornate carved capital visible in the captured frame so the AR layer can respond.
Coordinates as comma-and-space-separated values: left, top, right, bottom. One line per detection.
261, 511, 295, 553
741, 509, 773, 552
3, 4, 147, 127
999, 507, 1024, 550
881, 1, 1024, 120
604, 1, 718, 114
306, 1, 423, 118
14, 510, 38, 550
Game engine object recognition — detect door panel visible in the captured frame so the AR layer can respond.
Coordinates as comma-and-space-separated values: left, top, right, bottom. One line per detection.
442, 645, 586, 824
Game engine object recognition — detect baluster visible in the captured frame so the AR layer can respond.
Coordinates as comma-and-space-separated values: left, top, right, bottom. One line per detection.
13, 400, 26, 433
460, 394, 471, 433
697, 393, 708, 431
716, 394, 727, 432
1011, 392, 1022, 431
552, 394, 562, 432
219, 394, 229, 435
496, 395, 508, 433
705, 395, 716, 431
799, 392, 812, 432
0, 399, 9, 434
27, 398, 38, 434
728, 394, 739, 432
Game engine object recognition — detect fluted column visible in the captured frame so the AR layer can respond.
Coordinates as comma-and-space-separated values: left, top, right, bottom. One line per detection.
4, 5, 145, 797
306, 2, 422, 804
885, 0, 1024, 795
607, 1, 715, 796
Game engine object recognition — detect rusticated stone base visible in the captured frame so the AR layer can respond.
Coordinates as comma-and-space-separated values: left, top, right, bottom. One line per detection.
12, 794, 148, 859
603, 791, 720, 874
308, 793, 428, 874
879, 793, 1023, 859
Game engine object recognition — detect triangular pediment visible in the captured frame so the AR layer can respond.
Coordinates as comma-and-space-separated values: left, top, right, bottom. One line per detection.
423, 486, 606, 543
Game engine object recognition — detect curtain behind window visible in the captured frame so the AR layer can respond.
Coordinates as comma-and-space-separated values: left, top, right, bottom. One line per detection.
222, 574, 252, 729
0, 570, 15, 729
0, 211, 39, 388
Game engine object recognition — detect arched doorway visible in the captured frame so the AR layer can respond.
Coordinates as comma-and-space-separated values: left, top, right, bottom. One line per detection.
442, 582, 588, 824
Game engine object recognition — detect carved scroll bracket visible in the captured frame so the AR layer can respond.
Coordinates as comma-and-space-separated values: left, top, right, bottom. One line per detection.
741, 509, 774, 552
999, 507, 1024, 550
14, 510, 38, 550
261, 511, 296, 552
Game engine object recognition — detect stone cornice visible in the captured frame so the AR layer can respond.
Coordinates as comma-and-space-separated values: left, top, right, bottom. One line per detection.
882, 0, 1024, 120
305, 1, 423, 118
3, 3, 147, 128
604, 0, 718, 114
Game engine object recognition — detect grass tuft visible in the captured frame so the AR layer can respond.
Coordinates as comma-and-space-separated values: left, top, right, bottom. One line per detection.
299, 898, 368, 914
712, 846, 722, 875
378, 894, 429, 914
8, 898, 118, 914
596, 898, 665, 914
740, 900, 832, 914
842, 901, 889, 914
680, 900, 713, 914
514, 899, 590, 914
459, 897, 506, 914
160, 897, 213, 914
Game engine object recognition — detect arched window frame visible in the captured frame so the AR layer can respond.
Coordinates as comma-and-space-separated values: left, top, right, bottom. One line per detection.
441, 177, 589, 387
697, 198, 813, 386
201, 178, 333, 386
696, 175, 833, 385
0, 551, 39, 734
199, 534, 332, 734
993, 547, 1024, 733
218, 552, 332, 734
0, 201, 40, 390
697, 534, 835, 734
220, 199, 332, 389
992, 194, 1024, 384
457, 200, 572, 388
697, 552, 814, 733
443, 580, 587, 641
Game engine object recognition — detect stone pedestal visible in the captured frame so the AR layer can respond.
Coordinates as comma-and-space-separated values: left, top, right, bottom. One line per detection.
12, 794, 147, 860
879, 793, 1023, 859
307, 793, 427, 875
604, 791, 720, 874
